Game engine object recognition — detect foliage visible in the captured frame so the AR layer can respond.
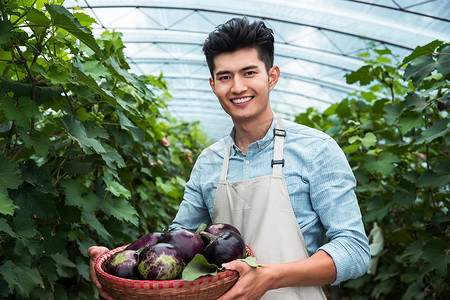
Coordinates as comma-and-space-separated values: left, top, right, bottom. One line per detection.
0, 0, 208, 298
295, 41, 449, 299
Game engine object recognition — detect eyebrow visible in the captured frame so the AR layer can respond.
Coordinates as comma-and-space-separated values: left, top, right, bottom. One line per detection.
214, 65, 259, 77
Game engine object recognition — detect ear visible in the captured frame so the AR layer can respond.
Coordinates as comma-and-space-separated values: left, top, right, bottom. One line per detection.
209, 77, 216, 94
268, 66, 280, 92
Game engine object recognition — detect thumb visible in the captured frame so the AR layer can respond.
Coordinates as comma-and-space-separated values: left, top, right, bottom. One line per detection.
222, 260, 248, 273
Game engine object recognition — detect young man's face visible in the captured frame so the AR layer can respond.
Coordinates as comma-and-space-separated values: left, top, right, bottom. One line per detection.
209, 47, 280, 124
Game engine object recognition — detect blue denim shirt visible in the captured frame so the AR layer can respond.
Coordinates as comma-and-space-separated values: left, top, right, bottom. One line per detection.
171, 115, 370, 285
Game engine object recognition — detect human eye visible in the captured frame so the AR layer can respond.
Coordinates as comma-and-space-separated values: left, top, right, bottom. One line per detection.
218, 75, 231, 81
245, 70, 257, 76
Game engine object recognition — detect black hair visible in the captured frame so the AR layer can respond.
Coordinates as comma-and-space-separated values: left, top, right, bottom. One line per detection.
202, 17, 274, 77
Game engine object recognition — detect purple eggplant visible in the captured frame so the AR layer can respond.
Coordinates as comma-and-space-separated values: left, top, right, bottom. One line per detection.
104, 250, 140, 279
125, 232, 162, 251
158, 228, 204, 263
203, 231, 246, 267
205, 223, 241, 236
138, 243, 185, 280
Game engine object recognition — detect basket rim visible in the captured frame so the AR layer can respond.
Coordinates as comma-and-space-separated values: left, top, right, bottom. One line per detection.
95, 244, 251, 289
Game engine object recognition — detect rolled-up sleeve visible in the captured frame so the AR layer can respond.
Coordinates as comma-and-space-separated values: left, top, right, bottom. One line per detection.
170, 156, 212, 232
309, 138, 370, 285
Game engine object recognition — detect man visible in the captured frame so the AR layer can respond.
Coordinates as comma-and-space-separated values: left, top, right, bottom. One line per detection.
88, 17, 370, 300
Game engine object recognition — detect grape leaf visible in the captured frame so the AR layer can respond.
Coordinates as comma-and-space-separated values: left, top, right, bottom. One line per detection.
60, 179, 98, 213
19, 128, 50, 156
103, 197, 138, 226
50, 253, 77, 278
0, 261, 44, 297
117, 111, 145, 141
414, 118, 449, 144
45, 4, 102, 57
25, 7, 50, 26
364, 152, 400, 176
82, 211, 111, 240
417, 160, 450, 188
0, 20, 13, 44
402, 40, 443, 65
0, 192, 17, 216
0, 96, 39, 128
0, 217, 15, 236
0, 157, 22, 195
60, 115, 106, 154
103, 175, 131, 198
72, 66, 116, 104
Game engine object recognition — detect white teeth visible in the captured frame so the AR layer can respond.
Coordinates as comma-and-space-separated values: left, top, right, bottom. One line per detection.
231, 97, 252, 104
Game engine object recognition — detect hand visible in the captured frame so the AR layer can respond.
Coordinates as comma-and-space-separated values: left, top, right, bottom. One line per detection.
88, 246, 114, 300
217, 260, 270, 300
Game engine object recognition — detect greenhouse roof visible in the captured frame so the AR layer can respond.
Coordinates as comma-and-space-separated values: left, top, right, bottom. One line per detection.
64, 0, 450, 141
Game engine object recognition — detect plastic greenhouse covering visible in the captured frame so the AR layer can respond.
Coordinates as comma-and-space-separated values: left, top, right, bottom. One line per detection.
64, 0, 450, 140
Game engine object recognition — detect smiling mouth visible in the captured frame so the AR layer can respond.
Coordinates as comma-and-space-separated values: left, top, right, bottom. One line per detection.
231, 96, 253, 104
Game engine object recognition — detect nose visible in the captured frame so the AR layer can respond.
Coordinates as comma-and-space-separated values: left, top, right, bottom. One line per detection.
231, 76, 247, 94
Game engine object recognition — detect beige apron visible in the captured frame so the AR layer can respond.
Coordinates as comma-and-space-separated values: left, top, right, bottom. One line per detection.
213, 117, 327, 300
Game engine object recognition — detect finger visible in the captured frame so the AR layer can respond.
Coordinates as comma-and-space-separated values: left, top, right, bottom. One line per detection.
222, 260, 249, 273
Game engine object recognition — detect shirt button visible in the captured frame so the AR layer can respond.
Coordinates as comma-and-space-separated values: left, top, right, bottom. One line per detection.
245, 160, 250, 165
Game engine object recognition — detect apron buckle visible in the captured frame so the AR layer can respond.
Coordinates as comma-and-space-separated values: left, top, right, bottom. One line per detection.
273, 128, 286, 137
271, 159, 285, 167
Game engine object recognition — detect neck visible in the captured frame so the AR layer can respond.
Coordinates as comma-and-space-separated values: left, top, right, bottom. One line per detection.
233, 113, 273, 154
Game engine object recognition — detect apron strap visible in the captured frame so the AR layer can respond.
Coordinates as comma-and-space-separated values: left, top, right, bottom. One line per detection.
220, 142, 232, 181
221, 116, 286, 180
272, 116, 285, 176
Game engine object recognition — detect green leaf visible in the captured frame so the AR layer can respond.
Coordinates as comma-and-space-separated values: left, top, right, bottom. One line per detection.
45, 4, 103, 57
0, 261, 44, 297
104, 57, 147, 92
25, 7, 51, 26
365, 152, 400, 176
101, 149, 126, 171
181, 254, 220, 281
402, 40, 443, 64
0, 20, 13, 44
383, 103, 401, 126
361, 132, 377, 148
103, 175, 131, 198
404, 46, 450, 87
0, 217, 15, 236
82, 211, 111, 240
19, 128, 50, 156
404, 92, 428, 112
401, 281, 426, 300
103, 197, 138, 226
60, 115, 106, 154
0, 192, 18, 216
117, 111, 145, 141
345, 65, 373, 85
0, 157, 22, 195
422, 239, 447, 277
436, 45, 450, 76
60, 179, 98, 213
397, 111, 423, 134
82, 60, 110, 81
50, 253, 77, 278
46, 64, 72, 85
72, 66, 116, 104
414, 118, 449, 144
0, 96, 40, 128
237, 256, 262, 268
416, 160, 450, 188
72, 12, 97, 28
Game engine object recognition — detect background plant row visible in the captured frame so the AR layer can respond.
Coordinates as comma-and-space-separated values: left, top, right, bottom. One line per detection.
0, 1, 448, 299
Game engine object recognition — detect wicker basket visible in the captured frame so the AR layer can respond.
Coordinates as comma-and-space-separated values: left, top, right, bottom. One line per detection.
95, 244, 253, 299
